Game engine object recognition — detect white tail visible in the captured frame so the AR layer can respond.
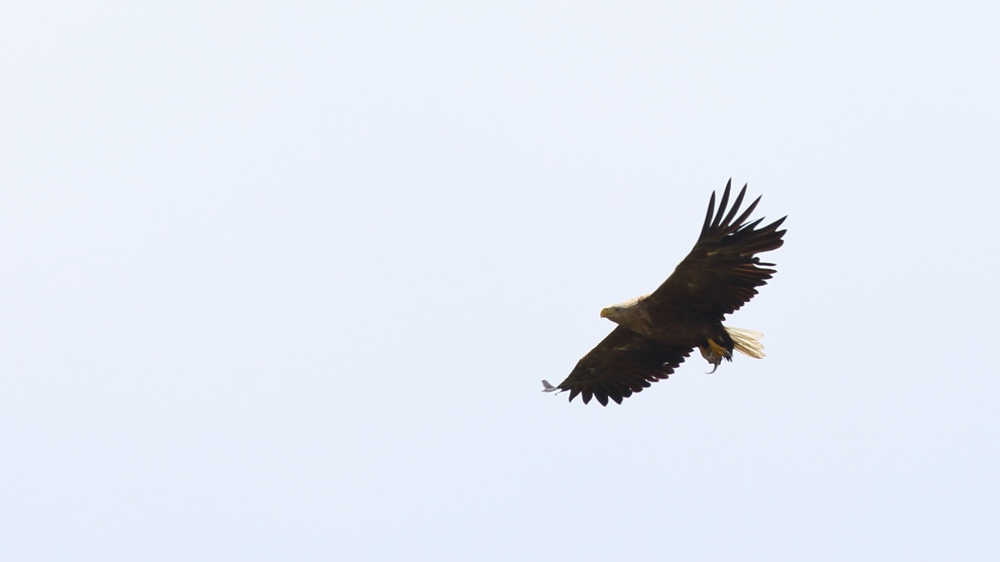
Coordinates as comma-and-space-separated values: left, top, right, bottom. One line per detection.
725, 326, 765, 359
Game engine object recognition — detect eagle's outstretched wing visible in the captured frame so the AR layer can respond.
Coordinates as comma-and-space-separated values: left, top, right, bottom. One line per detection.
644, 179, 787, 319
543, 327, 691, 406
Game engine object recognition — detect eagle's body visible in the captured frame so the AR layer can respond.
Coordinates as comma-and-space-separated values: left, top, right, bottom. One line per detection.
542, 180, 786, 406
600, 294, 722, 346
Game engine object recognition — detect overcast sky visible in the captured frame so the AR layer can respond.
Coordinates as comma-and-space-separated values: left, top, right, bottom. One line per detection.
3, 2, 999, 560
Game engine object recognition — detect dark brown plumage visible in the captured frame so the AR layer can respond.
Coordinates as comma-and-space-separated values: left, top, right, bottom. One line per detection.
542, 180, 787, 406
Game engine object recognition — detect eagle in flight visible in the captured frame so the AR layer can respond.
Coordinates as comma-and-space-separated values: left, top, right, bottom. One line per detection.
542, 180, 787, 406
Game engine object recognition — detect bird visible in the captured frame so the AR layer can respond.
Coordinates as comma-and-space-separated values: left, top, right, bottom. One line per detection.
542, 180, 787, 406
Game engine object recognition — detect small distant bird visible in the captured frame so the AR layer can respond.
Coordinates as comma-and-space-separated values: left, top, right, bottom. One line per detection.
542, 180, 786, 406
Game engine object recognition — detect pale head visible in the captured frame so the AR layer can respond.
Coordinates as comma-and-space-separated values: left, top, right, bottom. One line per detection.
599, 295, 647, 323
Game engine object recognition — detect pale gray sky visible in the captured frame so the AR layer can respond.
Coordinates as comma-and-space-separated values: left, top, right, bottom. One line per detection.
3, 2, 999, 560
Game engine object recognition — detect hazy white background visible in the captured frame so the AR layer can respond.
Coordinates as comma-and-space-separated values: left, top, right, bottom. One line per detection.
2, 2, 998, 560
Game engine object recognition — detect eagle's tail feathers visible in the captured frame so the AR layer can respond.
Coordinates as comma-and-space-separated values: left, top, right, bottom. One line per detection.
725, 326, 765, 359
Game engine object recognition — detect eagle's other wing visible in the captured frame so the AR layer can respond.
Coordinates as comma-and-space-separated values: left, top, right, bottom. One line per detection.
645, 179, 786, 318
543, 326, 692, 406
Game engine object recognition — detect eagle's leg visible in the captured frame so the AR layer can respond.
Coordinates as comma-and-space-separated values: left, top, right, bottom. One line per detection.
699, 338, 732, 374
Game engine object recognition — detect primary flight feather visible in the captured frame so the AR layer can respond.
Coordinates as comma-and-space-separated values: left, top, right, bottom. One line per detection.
542, 180, 787, 406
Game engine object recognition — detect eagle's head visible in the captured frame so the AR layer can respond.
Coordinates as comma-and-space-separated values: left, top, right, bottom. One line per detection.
599, 305, 624, 321
599, 295, 646, 323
